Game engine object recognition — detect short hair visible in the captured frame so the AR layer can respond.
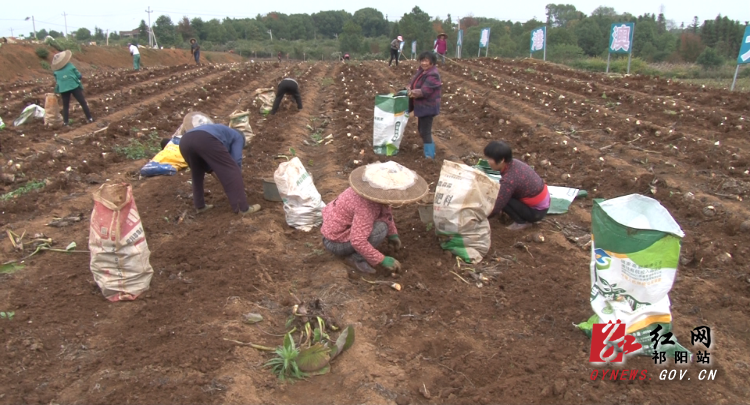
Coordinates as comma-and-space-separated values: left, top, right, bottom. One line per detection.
160, 138, 171, 149
417, 51, 437, 66
484, 141, 513, 164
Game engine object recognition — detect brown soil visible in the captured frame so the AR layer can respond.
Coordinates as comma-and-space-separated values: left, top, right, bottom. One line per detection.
0, 58, 748, 405
0, 43, 244, 82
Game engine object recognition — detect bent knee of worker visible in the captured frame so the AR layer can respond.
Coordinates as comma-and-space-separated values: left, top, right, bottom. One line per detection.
369, 221, 389, 243
323, 238, 354, 256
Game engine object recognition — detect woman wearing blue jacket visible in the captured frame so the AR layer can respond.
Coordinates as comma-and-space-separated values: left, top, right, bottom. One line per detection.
51, 50, 93, 125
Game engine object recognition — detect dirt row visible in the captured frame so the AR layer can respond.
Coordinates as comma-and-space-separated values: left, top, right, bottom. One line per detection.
0, 59, 748, 405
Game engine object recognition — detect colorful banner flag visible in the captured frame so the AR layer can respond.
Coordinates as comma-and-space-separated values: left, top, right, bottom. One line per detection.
609, 23, 635, 54
530, 26, 546, 52
737, 26, 750, 64
479, 28, 491, 49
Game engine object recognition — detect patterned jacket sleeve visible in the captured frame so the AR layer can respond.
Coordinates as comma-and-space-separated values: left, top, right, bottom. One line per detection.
351, 207, 385, 266
489, 176, 515, 218
381, 206, 398, 235
419, 71, 442, 99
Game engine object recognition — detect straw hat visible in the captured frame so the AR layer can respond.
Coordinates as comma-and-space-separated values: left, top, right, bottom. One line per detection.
349, 162, 428, 205
51, 50, 72, 71
181, 111, 214, 134
438, 33, 447, 38
190, 38, 197, 43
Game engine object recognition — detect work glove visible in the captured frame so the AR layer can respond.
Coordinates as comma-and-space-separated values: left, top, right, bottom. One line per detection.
387, 234, 402, 250
196, 204, 214, 214
380, 256, 401, 272
240, 204, 262, 216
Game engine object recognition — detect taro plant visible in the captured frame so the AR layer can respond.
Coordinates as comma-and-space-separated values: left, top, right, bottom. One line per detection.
265, 332, 306, 381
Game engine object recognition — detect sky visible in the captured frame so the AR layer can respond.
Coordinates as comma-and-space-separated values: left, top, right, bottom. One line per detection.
2, 0, 748, 37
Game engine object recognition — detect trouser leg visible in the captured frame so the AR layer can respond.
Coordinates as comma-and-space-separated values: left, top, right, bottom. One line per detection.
503, 199, 548, 223
71, 87, 92, 120
61, 91, 71, 124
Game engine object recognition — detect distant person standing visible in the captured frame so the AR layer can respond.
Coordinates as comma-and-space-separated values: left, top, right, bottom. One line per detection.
434, 33, 448, 65
389, 36, 403, 67
51, 50, 94, 125
277, 51, 282, 63
190, 38, 200, 65
127, 42, 140, 70
271, 78, 303, 115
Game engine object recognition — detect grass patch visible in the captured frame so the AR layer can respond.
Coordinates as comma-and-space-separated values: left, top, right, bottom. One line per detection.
113, 131, 162, 160
0, 180, 45, 201
40, 61, 51, 70
35, 47, 49, 59
320, 77, 334, 87
676, 77, 750, 92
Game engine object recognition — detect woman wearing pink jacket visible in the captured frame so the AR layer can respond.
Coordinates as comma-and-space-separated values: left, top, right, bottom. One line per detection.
434, 33, 448, 65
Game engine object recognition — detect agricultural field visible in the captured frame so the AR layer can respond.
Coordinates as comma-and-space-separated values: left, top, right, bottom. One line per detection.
0, 58, 749, 404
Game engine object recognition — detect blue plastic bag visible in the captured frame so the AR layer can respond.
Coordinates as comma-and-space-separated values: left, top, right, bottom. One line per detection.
140, 161, 177, 177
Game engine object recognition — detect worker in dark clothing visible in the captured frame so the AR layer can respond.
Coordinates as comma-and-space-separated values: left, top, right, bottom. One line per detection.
179, 123, 261, 215
484, 141, 549, 230
271, 78, 303, 115
389, 36, 403, 66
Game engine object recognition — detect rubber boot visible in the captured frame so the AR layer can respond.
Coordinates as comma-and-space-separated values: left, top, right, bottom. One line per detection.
423, 143, 436, 159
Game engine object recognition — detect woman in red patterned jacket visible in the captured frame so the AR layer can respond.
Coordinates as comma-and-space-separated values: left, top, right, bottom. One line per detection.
408, 51, 442, 159
321, 162, 428, 274
484, 141, 550, 230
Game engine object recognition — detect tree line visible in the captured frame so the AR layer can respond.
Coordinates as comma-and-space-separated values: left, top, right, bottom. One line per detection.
32, 4, 747, 67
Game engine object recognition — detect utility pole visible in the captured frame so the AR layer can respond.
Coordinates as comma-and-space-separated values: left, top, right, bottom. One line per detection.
62, 12, 68, 37
145, 6, 153, 47
10, 28, 14, 37
106, 29, 109, 46
25, 16, 38, 39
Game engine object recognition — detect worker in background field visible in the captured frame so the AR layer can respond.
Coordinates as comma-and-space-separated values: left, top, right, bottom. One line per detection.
408, 51, 442, 159
178, 113, 261, 215
389, 36, 403, 67
277, 51, 282, 63
127, 42, 141, 70
271, 78, 302, 115
321, 161, 428, 274
51, 50, 94, 125
484, 141, 549, 230
434, 33, 448, 65
343, 53, 350, 62
190, 38, 200, 65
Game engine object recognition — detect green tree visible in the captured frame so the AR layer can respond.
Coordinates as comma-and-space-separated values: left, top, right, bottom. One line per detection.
138, 20, 149, 43
288, 14, 315, 40
353, 8, 388, 37
177, 16, 194, 41
545, 4, 584, 27
153, 15, 178, 47
48, 30, 62, 38
75, 27, 91, 41
696, 47, 724, 69
679, 32, 704, 62
340, 21, 363, 53
311, 10, 351, 38
37, 29, 49, 38
190, 18, 206, 41
94, 27, 105, 41
398, 6, 433, 53
575, 18, 604, 56
205, 19, 227, 43
110, 32, 120, 41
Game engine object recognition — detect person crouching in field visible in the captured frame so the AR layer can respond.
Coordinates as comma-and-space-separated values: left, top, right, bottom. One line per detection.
484, 141, 549, 230
178, 114, 261, 215
321, 162, 428, 274
271, 78, 303, 115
